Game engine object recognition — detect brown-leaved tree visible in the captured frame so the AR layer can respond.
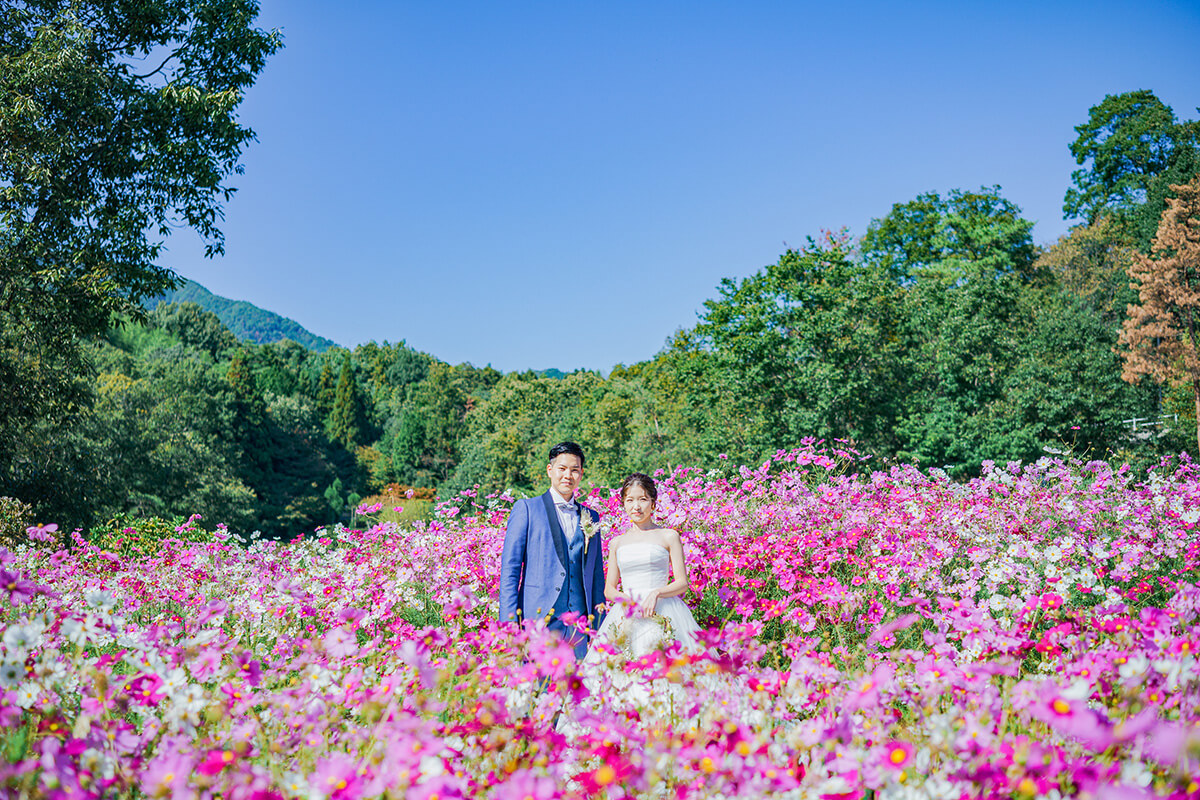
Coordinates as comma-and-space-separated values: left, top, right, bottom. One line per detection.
1118, 175, 1200, 452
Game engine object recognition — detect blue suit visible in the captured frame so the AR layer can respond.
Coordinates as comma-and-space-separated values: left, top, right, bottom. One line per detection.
499, 491, 606, 658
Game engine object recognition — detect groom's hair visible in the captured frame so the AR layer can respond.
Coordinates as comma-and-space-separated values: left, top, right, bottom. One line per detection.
548, 441, 585, 468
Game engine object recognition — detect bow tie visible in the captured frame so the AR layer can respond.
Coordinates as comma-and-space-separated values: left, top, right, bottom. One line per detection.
556, 501, 576, 512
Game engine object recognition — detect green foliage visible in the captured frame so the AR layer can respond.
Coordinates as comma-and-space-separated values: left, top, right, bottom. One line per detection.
87, 514, 209, 559
0, 0, 279, 521
697, 230, 904, 461
150, 279, 338, 351
325, 478, 346, 523
863, 186, 1038, 282
328, 353, 369, 449
150, 302, 239, 360
0, 496, 32, 550
1063, 90, 1200, 249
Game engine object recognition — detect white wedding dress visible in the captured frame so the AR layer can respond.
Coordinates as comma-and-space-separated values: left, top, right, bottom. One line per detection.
591, 541, 702, 657
555, 541, 709, 741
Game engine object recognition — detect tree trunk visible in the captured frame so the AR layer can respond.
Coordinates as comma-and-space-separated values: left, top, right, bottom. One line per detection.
1194, 379, 1200, 457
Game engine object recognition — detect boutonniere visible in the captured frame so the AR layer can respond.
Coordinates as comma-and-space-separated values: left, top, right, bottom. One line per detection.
579, 510, 606, 556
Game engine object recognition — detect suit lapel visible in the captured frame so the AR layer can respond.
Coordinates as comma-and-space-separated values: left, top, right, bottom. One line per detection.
540, 491, 569, 569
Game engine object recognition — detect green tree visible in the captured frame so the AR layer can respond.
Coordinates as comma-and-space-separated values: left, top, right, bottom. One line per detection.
327, 353, 367, 449
448, 370, 601, 492
1063, 90, 1200, 247
226, 348, 257, 398
324, 478, 345, 523
693, 231, 904, 460
862, 187, 1040, 472
150, 302, 238, 360
315, 355, 338, 416
1006, 220, 1158, 457
0, 0, 280, 514
389, 410, 428, 485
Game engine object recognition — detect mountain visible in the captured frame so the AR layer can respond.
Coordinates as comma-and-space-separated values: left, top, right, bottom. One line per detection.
147, 279, 339, 352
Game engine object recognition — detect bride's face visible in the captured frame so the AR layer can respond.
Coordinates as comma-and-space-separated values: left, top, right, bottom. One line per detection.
623, 486, 654, 524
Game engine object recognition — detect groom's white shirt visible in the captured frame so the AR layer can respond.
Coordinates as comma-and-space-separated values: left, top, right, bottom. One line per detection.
550, 487, 578, 541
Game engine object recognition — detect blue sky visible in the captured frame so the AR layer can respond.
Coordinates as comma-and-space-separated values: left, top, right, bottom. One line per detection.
164, 0, 1200, 372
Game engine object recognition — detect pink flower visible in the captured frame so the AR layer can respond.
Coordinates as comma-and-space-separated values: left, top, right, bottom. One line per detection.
324, 626, 358, 659
0, 568, 38, 605
26, 523, 58, 542
498, 769, 556, 799
311, 752, 363, 799
141, 748, 195, 798
196, 748, 238, 776
880, 740, 912, 771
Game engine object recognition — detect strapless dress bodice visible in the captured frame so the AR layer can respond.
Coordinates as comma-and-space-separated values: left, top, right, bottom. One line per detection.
616, 541, 671, 598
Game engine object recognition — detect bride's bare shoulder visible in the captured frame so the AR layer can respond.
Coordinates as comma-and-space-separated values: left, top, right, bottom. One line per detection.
659, 528, 682, 543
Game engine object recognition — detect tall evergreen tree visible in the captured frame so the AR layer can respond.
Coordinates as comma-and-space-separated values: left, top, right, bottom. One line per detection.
316, 358, 337, 416
328, 353, 366, 449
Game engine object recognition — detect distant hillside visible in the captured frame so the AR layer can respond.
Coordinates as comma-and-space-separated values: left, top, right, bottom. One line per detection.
148, 279, 339, 352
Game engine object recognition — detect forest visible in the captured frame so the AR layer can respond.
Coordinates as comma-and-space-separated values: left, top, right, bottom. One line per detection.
3, 86, 1200, 539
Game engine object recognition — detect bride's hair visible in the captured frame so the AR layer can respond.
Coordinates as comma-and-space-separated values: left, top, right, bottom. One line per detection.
619, 473, 657, 504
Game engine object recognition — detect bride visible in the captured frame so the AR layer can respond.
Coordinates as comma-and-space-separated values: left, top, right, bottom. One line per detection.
591, 473, 702, 656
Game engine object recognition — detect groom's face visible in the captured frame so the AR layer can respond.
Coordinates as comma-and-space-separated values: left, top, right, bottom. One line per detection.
547, 454, 583, 500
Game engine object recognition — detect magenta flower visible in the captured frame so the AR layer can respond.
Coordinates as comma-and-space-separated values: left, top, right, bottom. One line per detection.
196, 599, 229, 624
879, 740, 913, 771
196, 747, 238, 776
234, 651, 263, 687
0, 568, 38, 605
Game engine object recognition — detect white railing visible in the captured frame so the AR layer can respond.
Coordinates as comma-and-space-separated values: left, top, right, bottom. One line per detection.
1123, 414, 1179, 430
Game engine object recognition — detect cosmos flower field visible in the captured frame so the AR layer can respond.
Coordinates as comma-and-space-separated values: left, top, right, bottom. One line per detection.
2, 445, 1199, 799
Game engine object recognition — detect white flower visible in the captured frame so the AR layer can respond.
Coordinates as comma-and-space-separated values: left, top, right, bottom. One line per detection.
61, 618, 87, 646
923, 776, 959, 800
1119, 653, 1150, 684
83, 589, 117, 612
3, 621, 45, 654
183, 629, 220, 648
280, 773, 311, 800
1120, 760, 1154, 787
1044, 545, 1063, 563
15, 681, 40, 708
0, 660, 23, 689
418, 754, 445, 777
159, 667, 189, 698
1153, 656, 1195, 691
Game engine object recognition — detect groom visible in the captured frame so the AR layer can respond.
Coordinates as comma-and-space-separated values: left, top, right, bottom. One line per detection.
499, 441, 606, 659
